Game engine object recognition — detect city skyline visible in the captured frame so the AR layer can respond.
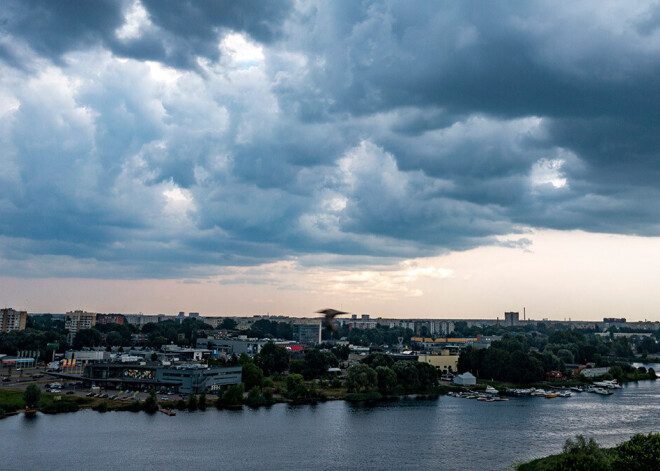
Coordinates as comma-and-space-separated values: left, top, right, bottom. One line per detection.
1, 2, 660, 320
4, 229, 659, 321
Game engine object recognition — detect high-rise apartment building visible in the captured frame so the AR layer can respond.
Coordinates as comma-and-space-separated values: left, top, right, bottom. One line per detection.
293, 321, 322, 345
0, 308, 27, 332
504, 311, 520, 326
65, 310, 97, 343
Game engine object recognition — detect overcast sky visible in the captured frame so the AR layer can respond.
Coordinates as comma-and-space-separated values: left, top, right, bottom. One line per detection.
1, 1, 659, 320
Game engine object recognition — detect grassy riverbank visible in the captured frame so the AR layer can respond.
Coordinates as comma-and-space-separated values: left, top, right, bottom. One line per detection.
1, 368, 656, 419
0, 389, 94, 418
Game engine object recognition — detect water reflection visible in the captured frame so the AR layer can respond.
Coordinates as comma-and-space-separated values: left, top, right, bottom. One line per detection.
1, 377, 658, 471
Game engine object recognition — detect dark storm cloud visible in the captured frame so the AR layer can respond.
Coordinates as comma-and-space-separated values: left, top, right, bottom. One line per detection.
1, 0, 659, 278
1, 0, 292, 68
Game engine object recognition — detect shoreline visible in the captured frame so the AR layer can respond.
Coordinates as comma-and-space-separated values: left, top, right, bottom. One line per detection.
1, 374, 656, 420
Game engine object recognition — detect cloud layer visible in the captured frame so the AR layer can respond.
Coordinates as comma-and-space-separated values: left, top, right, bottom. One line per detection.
1, 0, 659, 278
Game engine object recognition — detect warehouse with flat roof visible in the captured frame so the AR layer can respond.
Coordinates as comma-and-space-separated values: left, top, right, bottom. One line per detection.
83, 362, 242, 394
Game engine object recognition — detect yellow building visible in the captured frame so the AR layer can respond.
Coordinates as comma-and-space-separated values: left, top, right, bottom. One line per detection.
417, 349, 459, 373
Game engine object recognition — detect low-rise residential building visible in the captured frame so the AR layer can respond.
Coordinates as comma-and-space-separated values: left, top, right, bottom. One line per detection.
202, 317, 222, 329
96, 314, 125, 325
580, 367, 610, 378
124, 314, 152, 328
340, 314, 378, 330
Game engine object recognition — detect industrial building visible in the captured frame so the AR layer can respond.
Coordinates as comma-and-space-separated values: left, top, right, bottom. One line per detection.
83, 362, 242, 394
197, 337, 268, 356
417, 350, 459, 373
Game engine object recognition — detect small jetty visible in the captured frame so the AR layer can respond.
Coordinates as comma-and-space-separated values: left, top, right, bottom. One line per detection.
158, 408, 176, 416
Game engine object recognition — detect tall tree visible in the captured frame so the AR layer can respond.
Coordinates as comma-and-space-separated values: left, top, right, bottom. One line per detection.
256, 342, 289, 376
23, 384, 41, 408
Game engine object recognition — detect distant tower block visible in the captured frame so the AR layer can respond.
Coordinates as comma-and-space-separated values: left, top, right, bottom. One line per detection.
504, 311, 519, 326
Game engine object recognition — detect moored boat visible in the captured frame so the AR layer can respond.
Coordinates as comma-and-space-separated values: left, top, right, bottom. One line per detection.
485, 385, 499, 395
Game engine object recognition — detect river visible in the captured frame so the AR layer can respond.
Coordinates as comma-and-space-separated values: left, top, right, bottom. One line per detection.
1, 368, 658, 471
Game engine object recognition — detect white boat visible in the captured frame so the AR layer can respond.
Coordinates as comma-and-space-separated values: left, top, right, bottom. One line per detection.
594, 380, 622, 389
531, 389, 547, 397
592, 387, 612, 395
485, 385, 499, 395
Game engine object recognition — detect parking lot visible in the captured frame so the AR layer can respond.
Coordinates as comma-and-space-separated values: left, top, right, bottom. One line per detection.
1, 366, 189, 402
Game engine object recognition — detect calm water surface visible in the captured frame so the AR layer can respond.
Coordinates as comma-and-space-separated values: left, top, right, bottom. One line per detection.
2, 369, 659, 471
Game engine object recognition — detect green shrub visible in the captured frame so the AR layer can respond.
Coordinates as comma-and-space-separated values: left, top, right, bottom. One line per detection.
611, 433, 660, 471
246, 387, 267, 407
221, 383, 244, 407
187, 394, 198, 411
41, 401, 80, 414
142, 390, 159, 414
112, 401, 142, 412
0, 402, 20, 413
552, 436, 611, 471
23, 384, 41, 408
263, 388, 274, 404
93, 402, 108, 413
345, 390, 382, 402
176, 399, 186, 410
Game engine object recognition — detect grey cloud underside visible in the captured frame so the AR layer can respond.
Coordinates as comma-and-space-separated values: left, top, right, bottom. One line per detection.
1, 0, 659, 278
1, 0, 292, 69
